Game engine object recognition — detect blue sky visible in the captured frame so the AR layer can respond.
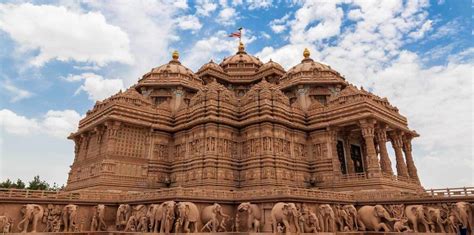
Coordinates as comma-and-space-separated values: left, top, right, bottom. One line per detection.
0, 0, 472, 188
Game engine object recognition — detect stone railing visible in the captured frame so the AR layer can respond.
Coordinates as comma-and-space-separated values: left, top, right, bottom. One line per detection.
425, 187, 474, 197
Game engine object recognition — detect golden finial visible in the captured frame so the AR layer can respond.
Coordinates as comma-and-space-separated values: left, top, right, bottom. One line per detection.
172, 50, 179, 60
238, 41, 245, 52
303, 48, 310, 59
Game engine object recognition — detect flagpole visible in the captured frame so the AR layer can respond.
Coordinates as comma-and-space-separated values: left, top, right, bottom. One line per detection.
239, 27, 243, 43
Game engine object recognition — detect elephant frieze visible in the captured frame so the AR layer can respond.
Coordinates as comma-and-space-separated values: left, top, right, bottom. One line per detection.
91, 204, 107, 231
62, 204, 79, 232
116, 204, 131, 231
405, 205, 431, 232
237, 202, 261, 232
451, 201, 473, 234
201, 203, 228, 232
176, 201, 200, 233
17, 204, 45, 233
271, 202, 300, 235
358, 205, 396, 232
147, 201, 176, 233
318, 204, 336, 232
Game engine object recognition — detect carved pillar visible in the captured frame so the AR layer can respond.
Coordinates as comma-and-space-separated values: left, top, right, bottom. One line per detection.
375, 125, 394, 175
389, 131, 409, 178
104, 121, 121, 158
403, 135, 420, 183
328, 127, 342, 176
359, 119, 381, 178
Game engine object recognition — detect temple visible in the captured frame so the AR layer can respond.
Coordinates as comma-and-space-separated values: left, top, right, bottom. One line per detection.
66, 43, 422, 193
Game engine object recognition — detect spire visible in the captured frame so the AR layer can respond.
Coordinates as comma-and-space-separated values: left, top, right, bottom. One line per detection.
170, 50, 181, 64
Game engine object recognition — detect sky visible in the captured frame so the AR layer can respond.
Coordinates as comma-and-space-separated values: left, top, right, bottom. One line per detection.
0, 0, 472, 189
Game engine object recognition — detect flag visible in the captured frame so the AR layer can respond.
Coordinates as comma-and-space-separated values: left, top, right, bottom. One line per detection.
228, 31, 241, 38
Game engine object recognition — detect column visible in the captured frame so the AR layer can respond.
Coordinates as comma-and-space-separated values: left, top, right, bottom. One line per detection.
403, 135, 421, 183
389, 131, 409, 178
375, 125, 394, 175
359, 119, 381, 178
328, 127, 342, 176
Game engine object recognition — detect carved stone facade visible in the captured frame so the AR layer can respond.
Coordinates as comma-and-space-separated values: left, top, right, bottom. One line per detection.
66, 45, 422, 192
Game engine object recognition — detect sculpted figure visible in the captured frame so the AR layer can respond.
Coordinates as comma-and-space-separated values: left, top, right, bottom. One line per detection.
342, 204, 359, 231
201, 203, 228, 232
0, 215, 13, 233
116, 204, 131, 231
425, 206, 446, 233
17, 204, 45, 233
301, 211, 320, 233
125, 205, 148, 232
334, 204, 349, 231
91, 204, 107, 231
394, 218, 411, 232
151, 201, 177, 233
136, 216, 148, 233
451, 202, 473, 234
62, 204, 79, 232
358, 205, 396, 232
44, 204, 61, 232
271, 202, 300, 235
405, 205, 431, 232
237, 202, 261, 232
176, 202, 200, 233
318, 204, 336, 232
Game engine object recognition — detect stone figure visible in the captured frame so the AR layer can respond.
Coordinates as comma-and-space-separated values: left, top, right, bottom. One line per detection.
44, 204, 62, 232
318, 204, 336, 232
176, 201, 200, 233
17, 204, 45, 233
405, 205, 431, 232
358, 205, 396, 232
234, 213, 240, 232
393, 218, 411, 232
62, 204, 79, 232
124, 205, 148, 232
342, 204, 359, 231
136, 215, 148, 233
116, 204, 131, 231
451, 201, 473, 234
91, 204, 107, 231
124, 216, 137, 232
425, 206, 446, 233
152, 201, 176, 233
201, 203, 228, 233
237, 202, 261, 232
301, 211, 320, 233
271, 202, 300, 235
334, 204, 349, 231
0, 215, 13, 233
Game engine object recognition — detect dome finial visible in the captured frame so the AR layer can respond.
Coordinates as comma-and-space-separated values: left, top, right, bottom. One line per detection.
172, 50, 179, 60
238, 41, 245, 52
303, 48, 310, 59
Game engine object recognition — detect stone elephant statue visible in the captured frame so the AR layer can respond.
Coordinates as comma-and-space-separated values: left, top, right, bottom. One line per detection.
176, 202, 199, 233
91, 204, 107, 231
201, 203, 228, 232
425, 206, 446, 233
271, 202, 300, 235
334, 204, 349, 231
405, 205, 431, 232
17, 204, 45, 233
358, 205, 396, 232
116, 204, 131, 231
318, 204, 336, 232
452, 202, 473, 234
62, 204, 79, 232
342, 204, 359, 231
147, 201, 176, 233
237, 202, 261, 232
0, 215, 13, 233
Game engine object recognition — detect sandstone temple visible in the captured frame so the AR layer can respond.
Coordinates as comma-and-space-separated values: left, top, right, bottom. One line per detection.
0, 43, 472, 234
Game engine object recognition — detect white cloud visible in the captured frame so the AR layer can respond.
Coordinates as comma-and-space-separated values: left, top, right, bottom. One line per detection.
217, 7, 237, 25
1, 80, 33, 102
0, 3, 133, 67
409, 19, 432, 39
246, 0, 272, 10
195, 0, 218, 16
269, 13, 290, 33
65, 73, 124, 101
261, 32, 271, 39
0, 109, 81, 138
176, 15, 202, 32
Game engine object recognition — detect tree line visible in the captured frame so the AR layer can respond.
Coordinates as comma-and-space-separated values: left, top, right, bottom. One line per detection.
0, 175, 64, 191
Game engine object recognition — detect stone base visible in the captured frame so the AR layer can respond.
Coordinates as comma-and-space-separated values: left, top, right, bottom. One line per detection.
3, 233, 456, 235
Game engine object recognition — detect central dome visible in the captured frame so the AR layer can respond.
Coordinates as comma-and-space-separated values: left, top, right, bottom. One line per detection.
219, 42, 263, 74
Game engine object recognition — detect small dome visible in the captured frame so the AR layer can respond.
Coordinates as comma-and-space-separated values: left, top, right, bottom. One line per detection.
259, 59, 285, 72
148, 50, 197, 79
285, 48, 334, 75
198, 59, 224, 73
219, 42, 263, 69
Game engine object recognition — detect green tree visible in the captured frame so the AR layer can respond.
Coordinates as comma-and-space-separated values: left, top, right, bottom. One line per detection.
0, 179, 13, 188
14, 179, 26, 189
27, 175, 49, 190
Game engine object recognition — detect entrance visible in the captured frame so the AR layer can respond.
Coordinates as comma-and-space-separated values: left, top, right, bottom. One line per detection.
350, 144, 364, 173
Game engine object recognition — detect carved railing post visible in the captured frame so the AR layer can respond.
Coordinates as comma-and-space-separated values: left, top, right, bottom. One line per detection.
389, 131, 409, 179
359, 119, 381, 178
375, 125, 394, 176
403, 134, 420, 183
